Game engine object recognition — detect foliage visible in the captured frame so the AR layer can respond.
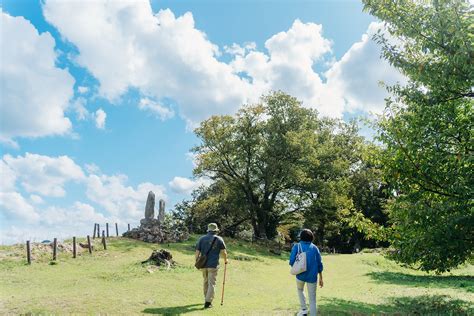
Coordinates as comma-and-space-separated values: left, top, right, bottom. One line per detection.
193, 91, 332, 239
363, 0, 474, 272
191, 91, 388, 245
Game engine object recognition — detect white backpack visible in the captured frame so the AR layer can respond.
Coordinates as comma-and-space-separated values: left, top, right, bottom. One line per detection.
290, 243, 307, 275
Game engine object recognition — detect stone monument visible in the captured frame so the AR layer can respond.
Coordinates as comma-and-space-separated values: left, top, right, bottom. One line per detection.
123, 191, 188, 243
144, 191, 155, 220
158, 199, 165, 223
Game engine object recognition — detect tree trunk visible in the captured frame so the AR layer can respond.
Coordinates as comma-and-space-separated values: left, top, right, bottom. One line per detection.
256, 208, 268, 240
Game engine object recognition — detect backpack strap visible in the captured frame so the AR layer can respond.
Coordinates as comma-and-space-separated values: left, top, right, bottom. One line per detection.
205, 237, 218, 256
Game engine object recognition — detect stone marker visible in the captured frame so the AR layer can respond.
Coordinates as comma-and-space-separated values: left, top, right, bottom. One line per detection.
158, 199, 165, 223
123, 193, 188, 244
144, 191, 155, 220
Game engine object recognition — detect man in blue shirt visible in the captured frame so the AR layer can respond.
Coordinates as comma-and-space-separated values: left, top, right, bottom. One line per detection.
195, 223, 228, 308
289, 229, 324, 316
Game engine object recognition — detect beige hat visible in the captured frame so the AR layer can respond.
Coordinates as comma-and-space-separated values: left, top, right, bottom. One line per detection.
207, 223, 219, 232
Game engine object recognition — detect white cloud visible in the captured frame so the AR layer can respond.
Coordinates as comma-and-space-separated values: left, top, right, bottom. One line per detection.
0, 10, 75, 141
0, 202, 109, 245
138, 98, 174, 120
169, 176, 211, 195
324, 22, 406, 114
230, 19, 338, 117
0, 192, 40, 222
85, 173, 167, 220
41, 201, 107, 226
3, 153, 85, 197
0, 160, 17, 193
30, 194, 44, 204
77, 86, 89, 94
224, 42, 256, 56
71, 97, 90, 121
43, 0, 255, 125
1, 153, 169, 244
95, 108, 107, 129
42, 1, 404, 123
85, 163, 101, 174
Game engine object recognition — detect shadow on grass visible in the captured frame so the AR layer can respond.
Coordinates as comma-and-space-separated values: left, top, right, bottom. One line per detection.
320, 295, 473, 315
367, 271, 474, 292
142, 303, 203, 315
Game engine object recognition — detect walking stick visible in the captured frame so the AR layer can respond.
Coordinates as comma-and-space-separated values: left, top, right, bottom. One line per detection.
220, 262, 228, 306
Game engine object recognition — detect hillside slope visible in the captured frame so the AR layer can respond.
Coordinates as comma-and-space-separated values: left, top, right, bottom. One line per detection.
0, 236, 472, 315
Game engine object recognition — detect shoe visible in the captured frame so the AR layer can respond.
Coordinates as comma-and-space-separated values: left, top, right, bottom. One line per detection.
204, 302, 212, 308
296, 309, 308, 316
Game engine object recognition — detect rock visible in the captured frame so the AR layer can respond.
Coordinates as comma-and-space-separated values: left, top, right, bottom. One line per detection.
158, 199, 165, 223
122, 193, 188, 244
144, 191, 155, 220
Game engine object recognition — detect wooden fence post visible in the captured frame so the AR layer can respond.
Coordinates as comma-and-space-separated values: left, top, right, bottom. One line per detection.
53, 238, 57, 261
128, 223, 130, 231
115, 223, 119, 237
93, 224, 97, 239
73, 237, 76, 258
87, 235, 92, 254
106, 223, 109, 237
26, 240, 31, 265
102, 231, 107, 250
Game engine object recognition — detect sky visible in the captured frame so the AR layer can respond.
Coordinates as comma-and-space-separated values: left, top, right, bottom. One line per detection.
0, 0, 405, 244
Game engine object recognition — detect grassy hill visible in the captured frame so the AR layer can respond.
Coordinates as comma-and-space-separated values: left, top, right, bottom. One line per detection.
0, 236, 472, 315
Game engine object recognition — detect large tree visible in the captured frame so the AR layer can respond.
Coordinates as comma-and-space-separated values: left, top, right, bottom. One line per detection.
193, 91, 358, 239
363, 0, 473, 272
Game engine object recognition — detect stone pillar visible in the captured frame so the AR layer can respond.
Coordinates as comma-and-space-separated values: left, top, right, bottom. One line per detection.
158, 199, 165, 223
144, 191, 155, 220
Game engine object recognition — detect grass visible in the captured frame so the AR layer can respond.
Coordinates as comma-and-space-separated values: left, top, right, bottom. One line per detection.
0, 236, 473, 315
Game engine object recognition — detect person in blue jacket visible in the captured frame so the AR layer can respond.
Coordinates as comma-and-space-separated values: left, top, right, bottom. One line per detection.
289, 229, 324, 316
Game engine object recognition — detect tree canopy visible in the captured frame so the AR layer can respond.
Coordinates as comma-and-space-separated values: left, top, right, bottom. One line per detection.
189, 91, 388, 251
363, 0, 473, 272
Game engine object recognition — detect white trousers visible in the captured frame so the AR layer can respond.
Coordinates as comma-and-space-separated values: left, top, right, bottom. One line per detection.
296, 279, 317, 316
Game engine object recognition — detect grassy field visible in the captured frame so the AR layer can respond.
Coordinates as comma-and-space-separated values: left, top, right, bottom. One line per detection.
0, 236, 472, 315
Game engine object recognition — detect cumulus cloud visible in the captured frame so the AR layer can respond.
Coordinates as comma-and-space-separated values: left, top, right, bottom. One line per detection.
77, 86, 89, 94
42, 1, 404, 122
85, 173, 167, 219
41, 202, 107, 226
0, 192, 40, 222
324, 22, 406, 114
0, 10, 75, 142
138, 98, 174, 120
30, 194, 44, 204
0, 160, 17, 193
71, 97, 89, 121
43, 0, 255, 125
95, 108, 107, 129
169, 176, 211, 195
0, 202, 110, 245
224, 42, 256, 56
0, 153, 169, 244
3, 153, 85, 197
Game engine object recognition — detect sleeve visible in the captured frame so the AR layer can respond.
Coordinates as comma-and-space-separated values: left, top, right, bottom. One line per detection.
195, 237, 202, 251
316, 247, 323, 273
219, 237, 226, 250
289, 243, 297, 266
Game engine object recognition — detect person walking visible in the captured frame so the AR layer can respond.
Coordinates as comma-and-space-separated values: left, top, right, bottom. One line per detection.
195, 223, 228, 309
289, 229, 323, 316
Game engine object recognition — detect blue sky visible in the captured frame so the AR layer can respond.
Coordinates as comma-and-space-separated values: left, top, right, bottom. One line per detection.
0, 0, 404, 244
